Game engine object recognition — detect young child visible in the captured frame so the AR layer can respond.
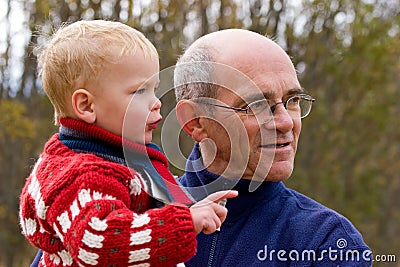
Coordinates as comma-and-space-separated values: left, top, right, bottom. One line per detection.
19, 20, 237, 267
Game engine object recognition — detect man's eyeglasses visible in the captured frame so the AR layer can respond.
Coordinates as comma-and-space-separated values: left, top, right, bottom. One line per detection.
201, 94, 315, 122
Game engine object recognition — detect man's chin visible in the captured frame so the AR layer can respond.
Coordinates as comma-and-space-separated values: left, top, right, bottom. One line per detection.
265, 163, 294, 182
246, 159, 293, 182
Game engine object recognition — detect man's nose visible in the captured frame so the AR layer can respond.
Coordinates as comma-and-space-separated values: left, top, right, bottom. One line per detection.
270, 104, 293, 132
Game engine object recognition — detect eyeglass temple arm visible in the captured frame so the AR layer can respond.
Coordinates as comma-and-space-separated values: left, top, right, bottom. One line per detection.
206, 103, 248, 112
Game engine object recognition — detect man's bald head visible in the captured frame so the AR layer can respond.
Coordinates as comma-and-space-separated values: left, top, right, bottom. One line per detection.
185, 29, 285, 63
174, 29, 297, 102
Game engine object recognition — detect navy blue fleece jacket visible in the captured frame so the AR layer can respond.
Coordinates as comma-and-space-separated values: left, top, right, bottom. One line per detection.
179, 142, 372, 267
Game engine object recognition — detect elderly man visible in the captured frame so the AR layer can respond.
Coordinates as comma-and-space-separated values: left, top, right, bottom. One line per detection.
174, 29, 371, 266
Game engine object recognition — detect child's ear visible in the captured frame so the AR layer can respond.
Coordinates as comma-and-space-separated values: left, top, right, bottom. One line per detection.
176, 100, 208, 142
71, 89, 96, 124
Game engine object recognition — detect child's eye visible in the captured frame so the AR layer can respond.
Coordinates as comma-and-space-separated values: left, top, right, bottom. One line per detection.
135, 88, 146, 95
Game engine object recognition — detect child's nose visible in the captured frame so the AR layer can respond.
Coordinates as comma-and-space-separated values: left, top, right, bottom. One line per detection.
152, 98, 162, 111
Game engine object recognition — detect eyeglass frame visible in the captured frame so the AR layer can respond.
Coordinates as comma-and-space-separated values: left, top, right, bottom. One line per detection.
199, 93, 316, 120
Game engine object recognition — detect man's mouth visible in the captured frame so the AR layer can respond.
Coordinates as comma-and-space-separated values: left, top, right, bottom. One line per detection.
261, 142, 291, 149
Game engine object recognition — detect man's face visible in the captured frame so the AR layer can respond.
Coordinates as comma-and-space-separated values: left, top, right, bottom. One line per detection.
201, 57, 302, 182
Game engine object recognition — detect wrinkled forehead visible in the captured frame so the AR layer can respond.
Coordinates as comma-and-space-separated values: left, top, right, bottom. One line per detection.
210, 59, 300, 103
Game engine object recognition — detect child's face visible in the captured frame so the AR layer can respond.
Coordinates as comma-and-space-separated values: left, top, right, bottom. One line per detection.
89, 50, 161, 144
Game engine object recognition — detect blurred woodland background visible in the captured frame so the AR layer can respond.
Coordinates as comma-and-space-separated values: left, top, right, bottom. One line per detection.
0, 0, 399, 266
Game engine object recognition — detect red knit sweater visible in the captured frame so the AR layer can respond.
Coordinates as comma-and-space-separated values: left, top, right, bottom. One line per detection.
19, 126, 196, 266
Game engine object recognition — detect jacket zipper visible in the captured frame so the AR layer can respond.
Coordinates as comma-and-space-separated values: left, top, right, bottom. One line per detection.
207, 198, 228, 267
207, 231, 219, 267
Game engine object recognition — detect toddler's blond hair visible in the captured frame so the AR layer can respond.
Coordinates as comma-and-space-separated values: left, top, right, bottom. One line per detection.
37, 20, 158, 124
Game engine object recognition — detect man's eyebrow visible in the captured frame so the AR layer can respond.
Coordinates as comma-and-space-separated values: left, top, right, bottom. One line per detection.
232, 88, 304, 106
231, 91, 273, 106
233, 92, 274, 107
249, 92, 274, 102
287, 88, 304, 95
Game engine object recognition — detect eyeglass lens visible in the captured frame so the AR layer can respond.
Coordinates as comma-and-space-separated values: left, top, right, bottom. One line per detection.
249, 95, 313, 122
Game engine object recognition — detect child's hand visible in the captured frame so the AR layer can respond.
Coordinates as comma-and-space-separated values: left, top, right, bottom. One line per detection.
190, 190, 238, 234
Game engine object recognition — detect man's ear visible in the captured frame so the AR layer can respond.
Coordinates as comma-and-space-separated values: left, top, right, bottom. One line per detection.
176, 100, 208, 142
71, 89, 96, 124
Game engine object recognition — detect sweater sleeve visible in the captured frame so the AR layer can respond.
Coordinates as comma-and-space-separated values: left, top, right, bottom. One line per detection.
19, 154, 197, 267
